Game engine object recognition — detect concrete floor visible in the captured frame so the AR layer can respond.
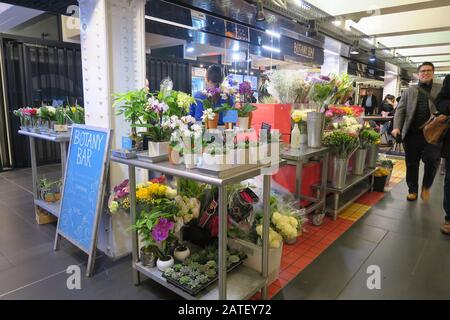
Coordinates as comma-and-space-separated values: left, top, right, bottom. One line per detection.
0, 164, 449, 300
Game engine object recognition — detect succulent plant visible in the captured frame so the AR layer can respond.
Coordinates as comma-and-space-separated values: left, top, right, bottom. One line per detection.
205, 260, 217, 269
205, 268, 217, 279
228, 255, 240, 264
164, 268, 175, 278
173, 264, 182, 272
171, 271, 183, 280
180, 266, 191, 275
188, 278, 201, 289
196, 274, 209, 284
179, 275, 191, 285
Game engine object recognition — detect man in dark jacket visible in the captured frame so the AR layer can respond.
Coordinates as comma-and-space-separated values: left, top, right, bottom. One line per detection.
362, 89, 378, 115
392, 62, 442, 202
436, 74, 450, 235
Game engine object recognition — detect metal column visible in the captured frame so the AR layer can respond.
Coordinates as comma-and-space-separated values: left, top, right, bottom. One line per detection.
261, 174, 271, 299
218, 185, 227, 300
129, 164, 140, 285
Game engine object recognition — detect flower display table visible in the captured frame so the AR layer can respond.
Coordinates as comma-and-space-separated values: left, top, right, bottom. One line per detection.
110, 156, 275, 300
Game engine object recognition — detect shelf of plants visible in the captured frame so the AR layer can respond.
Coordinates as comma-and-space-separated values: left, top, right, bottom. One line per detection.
16, 106, 85, 223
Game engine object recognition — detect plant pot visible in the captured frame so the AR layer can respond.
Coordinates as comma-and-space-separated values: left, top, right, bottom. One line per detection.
307, 111, 324, 148
148, 141, 169, 157
329, 156, 349, 189
206, 114, 219, 129
44, 193, 56, 203
54, 192, 61, 201
54, 124, 68, 132
238, 117, 249, 130
184, 153, 198, 169
284, 236, 298, 245
248, 112, 253, 128
168, 146, 182, 165
353, 149, 368, 175
373, 175, 388, 192
385, 169, 393, 187
366, 145, 379, 168
140, 247, 156, 267
156, 256, 174, 272
173, 246, 190, 262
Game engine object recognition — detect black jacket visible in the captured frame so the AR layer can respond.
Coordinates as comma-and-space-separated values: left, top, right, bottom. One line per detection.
380, 102, 395, 116
436, 75, 450, 159
362, 95, 378, 111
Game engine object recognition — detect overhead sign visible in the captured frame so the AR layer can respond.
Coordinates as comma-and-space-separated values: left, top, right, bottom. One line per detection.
293, 41, 315, 59
54, 125, 111, 277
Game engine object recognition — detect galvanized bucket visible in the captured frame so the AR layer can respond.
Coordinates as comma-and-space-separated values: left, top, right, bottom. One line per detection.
330, 156, 349, 189
353, 148, 368, 175
366, 145, 379, 168
307, 111, 324, 149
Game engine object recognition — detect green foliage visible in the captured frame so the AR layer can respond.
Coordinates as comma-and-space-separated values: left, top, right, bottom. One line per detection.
178, 178, 207, 199
55, 108, 66, 125
112, 88, 147, 128
236, 103, 257, 117
359, 129, 380, 149
65, 105, 85, 124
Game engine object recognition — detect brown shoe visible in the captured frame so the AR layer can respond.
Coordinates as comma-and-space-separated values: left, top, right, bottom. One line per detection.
421, 188, 430, 202
407, 193, 418, 201
440, 221, 450, 235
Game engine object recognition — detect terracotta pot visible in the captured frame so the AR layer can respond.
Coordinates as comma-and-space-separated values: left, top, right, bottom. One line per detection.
206, 114, 219, 129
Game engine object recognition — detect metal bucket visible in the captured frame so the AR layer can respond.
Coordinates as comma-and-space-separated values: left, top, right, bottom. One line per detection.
307, 111, 324, 149
353, 149, 368, 175
366, 145, 379, 168
330, 157, 349, 189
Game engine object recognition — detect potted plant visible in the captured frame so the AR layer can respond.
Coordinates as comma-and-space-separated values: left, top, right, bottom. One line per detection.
380, 158, 395, 186
54, 108, 68, 132
39, 178, 56, 202
113, 88, 147, 149
323, 130, 359, 188
65, 104, 85, 125
39, 106, 57, 134
237, 81, 257, 129
173, 242, 191, 262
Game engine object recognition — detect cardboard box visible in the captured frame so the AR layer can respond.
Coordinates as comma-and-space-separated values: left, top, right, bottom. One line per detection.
35, 208, 57, 225
228, 238, 282, 285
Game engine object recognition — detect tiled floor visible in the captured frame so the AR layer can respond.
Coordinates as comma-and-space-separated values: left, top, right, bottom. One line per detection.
0, 159, 449, 300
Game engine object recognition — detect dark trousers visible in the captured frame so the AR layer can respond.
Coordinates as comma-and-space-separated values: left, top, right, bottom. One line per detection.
364, 107, 374, 115
403, 133, 441, 194
444, 159, 450, 221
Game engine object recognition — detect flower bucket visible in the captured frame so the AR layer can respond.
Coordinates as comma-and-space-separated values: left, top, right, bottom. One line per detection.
54, 124, 68, 132
206, 114, 219, 129
366, 145, 379, 168
238, 117, 249, 130
140, 247, 156, 267
300, 133, 307, 145
148, 141, 169, 157
307, 111, 324, 148
353, 148, 368, 175
373, 175, 387, 192
329, 156, 349, 189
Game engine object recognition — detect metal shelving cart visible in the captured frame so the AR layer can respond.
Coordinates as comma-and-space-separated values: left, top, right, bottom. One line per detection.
110, 156, 274, 300
319, 168, 376, 220
280, 145, 329, 225
19, 130, 70, 219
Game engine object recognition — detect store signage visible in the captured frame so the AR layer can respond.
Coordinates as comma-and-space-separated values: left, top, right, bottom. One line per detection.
226, 22, 250, 42
293, 41, 315, 59
55, 125, 111, 277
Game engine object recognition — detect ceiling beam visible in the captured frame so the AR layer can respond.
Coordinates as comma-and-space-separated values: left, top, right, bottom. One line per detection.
376, 42, 450, 50
406, 52, 450, 58
364, 26, 450, 38
328, 0, 450, 23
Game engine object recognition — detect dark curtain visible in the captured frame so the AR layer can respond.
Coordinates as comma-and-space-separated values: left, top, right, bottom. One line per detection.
146, 55, 192, 94
3, 39, 82, 168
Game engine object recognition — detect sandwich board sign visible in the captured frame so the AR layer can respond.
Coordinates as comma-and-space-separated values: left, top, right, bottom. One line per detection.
54, 124, 111, 277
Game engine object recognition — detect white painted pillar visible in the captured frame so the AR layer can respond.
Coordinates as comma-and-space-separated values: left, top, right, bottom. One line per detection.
321, 37, 349, 77
383, 62, 400, 99
78, 0, 146, 185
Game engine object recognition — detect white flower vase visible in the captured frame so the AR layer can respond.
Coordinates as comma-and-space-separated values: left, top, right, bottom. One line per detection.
238, 117, 249, 130
290, 123, 301, 149
156, 256, 174, 272
184, 153, 198, 169
148, 141, 169, 157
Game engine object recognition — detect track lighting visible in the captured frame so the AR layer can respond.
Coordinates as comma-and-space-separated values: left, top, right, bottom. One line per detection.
255, 0, 266, 22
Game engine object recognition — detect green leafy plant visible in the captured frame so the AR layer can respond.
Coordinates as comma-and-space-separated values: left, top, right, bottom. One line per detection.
178, 178, 207, 199
236, 103, 257, 117
55, 108, 66, 125
65, 105, 85, 124
359, 129, 380, 149
113, 88, 147, 137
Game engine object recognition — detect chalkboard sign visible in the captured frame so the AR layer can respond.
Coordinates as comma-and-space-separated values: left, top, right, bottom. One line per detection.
54, 125, 111, 276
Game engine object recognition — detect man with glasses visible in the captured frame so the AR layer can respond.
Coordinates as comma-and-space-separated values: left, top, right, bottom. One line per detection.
392, 62, 442, 202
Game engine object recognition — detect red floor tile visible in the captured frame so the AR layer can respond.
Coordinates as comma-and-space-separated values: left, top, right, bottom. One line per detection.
279, 271, 296, 281
287, 265, 301, 275
283, 255, 297, 264
303, 250, 319, 259
356, 192, 385, 206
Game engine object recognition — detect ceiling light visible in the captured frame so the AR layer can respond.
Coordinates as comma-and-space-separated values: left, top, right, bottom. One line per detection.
232, 42, 239, 52
349, 40, 359, 55
332, 20, 342, 27
266, 30, 281, 38
369, 49, 376, 62
324, 49, 339, 56
255, 0, 265, 22
200, 64, 204, 68
250, 72, 254, 75
262, 45, 281, 53
186, 45, 194, 53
